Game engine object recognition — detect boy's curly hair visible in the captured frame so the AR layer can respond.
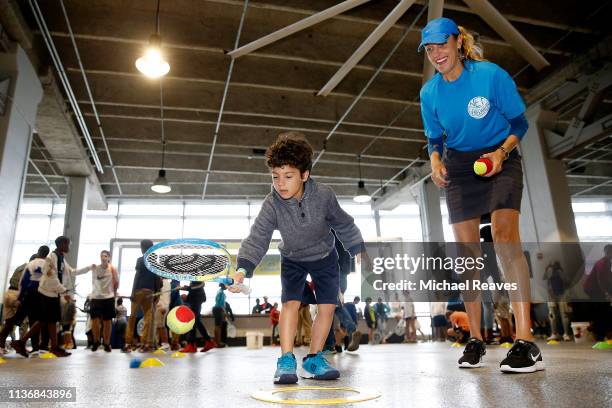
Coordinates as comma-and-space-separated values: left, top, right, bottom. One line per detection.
265, 132, 313, 174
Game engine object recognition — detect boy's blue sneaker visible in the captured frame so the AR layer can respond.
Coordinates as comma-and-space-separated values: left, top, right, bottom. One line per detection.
274, 352, 298, 384
300, 352, 340, 380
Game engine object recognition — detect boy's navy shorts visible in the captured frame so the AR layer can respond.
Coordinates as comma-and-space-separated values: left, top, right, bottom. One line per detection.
281, 249, 339, 305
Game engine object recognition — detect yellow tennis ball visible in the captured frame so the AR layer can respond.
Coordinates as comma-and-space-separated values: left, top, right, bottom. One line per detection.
473, 158, 493, 176
167, 305, 195, 334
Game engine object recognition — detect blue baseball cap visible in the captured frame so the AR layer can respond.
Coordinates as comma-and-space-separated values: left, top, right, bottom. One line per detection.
418, 17, 460, 52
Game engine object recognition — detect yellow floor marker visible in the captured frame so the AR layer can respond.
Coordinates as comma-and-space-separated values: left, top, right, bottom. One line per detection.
40, 352, 57, 359
171, 351, 186, 358
0, 357, 6, 364
547, 340, 560, 345
592, 341, 611, 350
451, 342, 462, 348
500, 342, 513, 348
153, 348, 166, 355
140, 358, 165, 367
252, 386, 381, 405
607, 339, 612, 346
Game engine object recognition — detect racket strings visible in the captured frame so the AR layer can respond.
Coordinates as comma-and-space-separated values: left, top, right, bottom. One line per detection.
146, 243, 229, 278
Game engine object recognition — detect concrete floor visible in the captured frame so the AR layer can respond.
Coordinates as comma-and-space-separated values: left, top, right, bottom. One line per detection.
1, 341, 611, 408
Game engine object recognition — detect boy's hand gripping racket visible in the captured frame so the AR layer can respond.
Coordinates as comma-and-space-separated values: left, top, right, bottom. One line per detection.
143, 238, 251, 295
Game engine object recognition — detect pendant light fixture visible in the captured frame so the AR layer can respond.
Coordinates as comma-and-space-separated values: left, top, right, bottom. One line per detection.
353, 155, 371, 203
151, 80, 171, 193
136, 0, 170, 78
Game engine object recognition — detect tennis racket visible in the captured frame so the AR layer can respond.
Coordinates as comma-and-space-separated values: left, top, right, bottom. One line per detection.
143, 238, 251, 295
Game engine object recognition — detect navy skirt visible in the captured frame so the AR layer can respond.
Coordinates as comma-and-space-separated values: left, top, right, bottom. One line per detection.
443, 146, 523, 224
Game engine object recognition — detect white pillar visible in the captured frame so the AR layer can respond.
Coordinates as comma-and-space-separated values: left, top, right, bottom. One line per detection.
519, 105, 582, 299
418, 178, 445, 242
63, 176, 88, 266
0, 44, 43, 292
520, 105, 580, 243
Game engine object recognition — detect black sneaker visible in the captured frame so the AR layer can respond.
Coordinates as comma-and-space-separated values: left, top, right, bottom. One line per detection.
347, 331, 361, 352
500, 339, 545, 373
10, 340, 29, 358
91, 342, 100, 352
51, 347, 71, 357
104, 344, 112, 353
458, 337, 486, 368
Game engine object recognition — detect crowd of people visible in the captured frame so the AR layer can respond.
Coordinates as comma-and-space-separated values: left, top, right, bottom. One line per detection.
0, 236, 239, 357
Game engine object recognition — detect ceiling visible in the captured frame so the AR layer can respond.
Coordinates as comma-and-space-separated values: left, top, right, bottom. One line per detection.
10, 0, 612, 202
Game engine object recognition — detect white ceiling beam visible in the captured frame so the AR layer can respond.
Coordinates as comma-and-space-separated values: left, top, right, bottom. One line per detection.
227, 0, 371, 59
462, 0, 549, 71
318, 0, 416, 96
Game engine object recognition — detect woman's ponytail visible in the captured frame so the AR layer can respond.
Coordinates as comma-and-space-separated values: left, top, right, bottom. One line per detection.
458, 26, 485, 61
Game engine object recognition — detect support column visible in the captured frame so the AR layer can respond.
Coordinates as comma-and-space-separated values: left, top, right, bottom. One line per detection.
63, 176, 88, 266
418, 179, 445, 242
417, 0, 445, 243
519, 105, 582, 299
0, 44, 43, 292
422, 0, 445, 83
373, 209, 381, 238
519, 105, 580, 243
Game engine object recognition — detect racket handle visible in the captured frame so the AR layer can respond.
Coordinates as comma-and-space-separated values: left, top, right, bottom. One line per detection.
215, 276, 250, 295
216, 276, 234, 286
233, 282, 251, 295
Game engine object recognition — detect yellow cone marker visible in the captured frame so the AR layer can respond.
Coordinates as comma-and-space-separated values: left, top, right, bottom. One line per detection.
153, 348, 166, 355
451, 342, 462, 348
40, 352, 58, 359
140, 357, 165, 367
547, 340, 560, 345
0, 357, 6, 364
500, 342, 513, 348
171, 351, 186, 358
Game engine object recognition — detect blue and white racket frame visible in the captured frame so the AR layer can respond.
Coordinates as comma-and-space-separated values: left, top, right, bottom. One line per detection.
143, 238, 250, 294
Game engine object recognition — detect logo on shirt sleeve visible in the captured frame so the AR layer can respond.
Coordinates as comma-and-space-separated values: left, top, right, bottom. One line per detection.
467, 96, 490, 119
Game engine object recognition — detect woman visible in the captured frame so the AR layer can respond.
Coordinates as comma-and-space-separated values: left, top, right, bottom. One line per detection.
419, 17, 543, 373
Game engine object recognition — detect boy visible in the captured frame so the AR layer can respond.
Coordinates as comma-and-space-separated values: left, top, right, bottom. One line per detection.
179, 281, 216, 353
0, 247, 49, 355
85, 250, 119, 352
232, 132, 365, 384
213, 283, 228, 347
364, 297, 377, 344
123, 239, 161, 353
37, 236, 91, 357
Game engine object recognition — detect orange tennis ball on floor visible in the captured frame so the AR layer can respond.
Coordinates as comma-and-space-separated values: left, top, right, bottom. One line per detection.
474, 158, 493, 176
167, 305, 195, 334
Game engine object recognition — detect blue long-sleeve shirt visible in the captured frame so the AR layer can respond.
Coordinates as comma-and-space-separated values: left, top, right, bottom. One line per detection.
420, 60, 526, 155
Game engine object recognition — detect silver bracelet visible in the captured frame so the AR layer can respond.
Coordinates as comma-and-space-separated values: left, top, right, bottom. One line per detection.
498, 145, 511, 160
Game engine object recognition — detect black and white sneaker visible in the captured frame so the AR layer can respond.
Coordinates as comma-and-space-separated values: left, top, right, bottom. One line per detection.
500, 339, 545, 373
458, 337, 486, 368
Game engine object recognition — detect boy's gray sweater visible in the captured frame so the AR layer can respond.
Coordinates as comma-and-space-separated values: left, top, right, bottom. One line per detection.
237, 178, 364, 278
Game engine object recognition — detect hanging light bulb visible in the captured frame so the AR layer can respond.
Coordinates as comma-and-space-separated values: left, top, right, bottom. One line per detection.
136, 34, 170, 78
152, 80, 171, 194
354, 180, 371, 203
151, 169, 171, 193
353, 155, 371, 203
